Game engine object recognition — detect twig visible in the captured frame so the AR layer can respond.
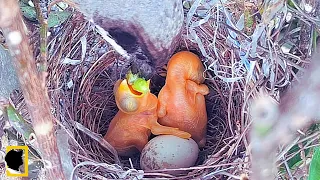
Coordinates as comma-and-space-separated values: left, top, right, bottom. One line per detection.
143, 162, 248, 173
281, 155, 293, 180
33, 0, 48, 72
69, 161, 123, 180
0, 0, 65, 179
227, 52, 235, 136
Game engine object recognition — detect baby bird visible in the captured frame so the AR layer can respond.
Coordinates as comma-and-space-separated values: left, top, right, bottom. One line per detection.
104, 77, 191, 156
157, 51, 210, 148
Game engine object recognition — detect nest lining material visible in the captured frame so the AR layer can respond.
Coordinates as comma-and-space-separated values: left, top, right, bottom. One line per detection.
4, 0, 313, 178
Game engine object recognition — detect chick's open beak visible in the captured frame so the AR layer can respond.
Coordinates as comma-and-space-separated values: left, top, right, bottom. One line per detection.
114, 79, 150, 113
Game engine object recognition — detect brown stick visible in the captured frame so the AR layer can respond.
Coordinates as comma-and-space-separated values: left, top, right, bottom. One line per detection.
33, 0, 48, 72
0, 0, 65, 179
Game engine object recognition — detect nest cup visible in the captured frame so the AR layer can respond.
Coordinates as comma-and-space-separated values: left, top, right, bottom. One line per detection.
9, 9, 245, 180
49, 13, 243, 179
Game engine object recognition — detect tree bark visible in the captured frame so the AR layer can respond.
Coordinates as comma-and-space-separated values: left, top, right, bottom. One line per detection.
0, 0, 65, 179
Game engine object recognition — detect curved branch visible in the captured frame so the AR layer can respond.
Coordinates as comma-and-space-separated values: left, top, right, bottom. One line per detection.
0, 0, 65, 179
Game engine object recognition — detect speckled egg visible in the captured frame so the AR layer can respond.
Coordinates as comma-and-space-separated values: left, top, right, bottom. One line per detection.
140, 135, 199, 171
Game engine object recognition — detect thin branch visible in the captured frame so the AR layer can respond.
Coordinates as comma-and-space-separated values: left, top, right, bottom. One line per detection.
0, 0, 65, 179
33, 0, 48, 72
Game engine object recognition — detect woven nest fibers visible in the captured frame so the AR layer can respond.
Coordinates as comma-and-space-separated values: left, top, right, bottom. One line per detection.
37, 12, 245, 179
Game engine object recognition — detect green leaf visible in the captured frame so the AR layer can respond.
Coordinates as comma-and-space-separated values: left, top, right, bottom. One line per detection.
19, 1, 37, 21
287, 0, 296, 9
279, 143, 313, 174
308, 147, 320, 180
48, 11, 72, 28
288, 144, 311, 169
313, 28, 318, 52
6, 103, 35, 142
287, 144, 304, 169
281, 124, 320, 172
19, 1, 72, 27
132, 78, 149, 94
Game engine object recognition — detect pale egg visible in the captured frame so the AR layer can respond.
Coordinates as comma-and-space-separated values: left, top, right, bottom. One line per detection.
140, 135, 199, 173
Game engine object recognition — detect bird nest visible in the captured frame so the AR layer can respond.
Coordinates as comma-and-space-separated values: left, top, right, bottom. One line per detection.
46, 11, 244, 180
4, 0, 317, 179
43, 14, 240, 179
